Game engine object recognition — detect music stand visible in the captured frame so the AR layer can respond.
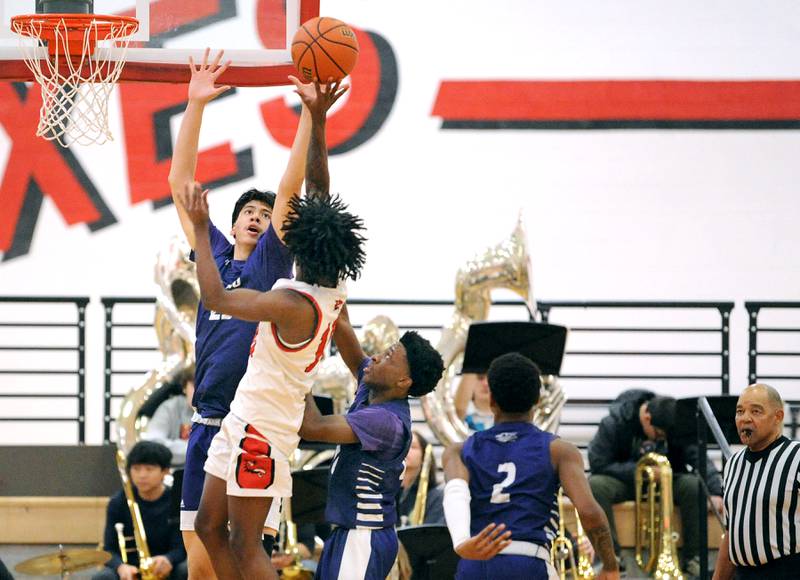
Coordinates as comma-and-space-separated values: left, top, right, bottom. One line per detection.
461, 321, 568, 376
671, 396, 739, 447
398, 524, 459, 580
291, 467, 330, 525
674, 395, 740, 580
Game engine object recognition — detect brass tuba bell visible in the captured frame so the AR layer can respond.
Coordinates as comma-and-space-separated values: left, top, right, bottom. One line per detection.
421, 218, 566, 445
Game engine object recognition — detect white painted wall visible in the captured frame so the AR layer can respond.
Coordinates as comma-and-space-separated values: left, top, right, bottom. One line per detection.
1, 1, 799, 444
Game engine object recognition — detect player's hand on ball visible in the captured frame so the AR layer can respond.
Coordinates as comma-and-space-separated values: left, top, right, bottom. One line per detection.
188, 48, 232, 103
179, 181, 210, 226
289, 76, 349, 119
454, 522, 512, 560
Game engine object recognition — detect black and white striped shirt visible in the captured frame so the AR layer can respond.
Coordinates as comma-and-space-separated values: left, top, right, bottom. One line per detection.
723, 436, 800, 566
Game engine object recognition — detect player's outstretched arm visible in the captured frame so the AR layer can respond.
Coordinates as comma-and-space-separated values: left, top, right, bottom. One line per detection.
271, 79, 313, 241
294, 79, 349, 198
167, 48, 231, 248
552, 439, 619, 579
442, 444, 512, 560
333, 304, 367, 377
299, 393, 359, 444
178, 182, 303, 324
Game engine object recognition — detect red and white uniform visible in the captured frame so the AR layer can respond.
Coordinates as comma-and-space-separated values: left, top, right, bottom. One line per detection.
205, 278, 346, 497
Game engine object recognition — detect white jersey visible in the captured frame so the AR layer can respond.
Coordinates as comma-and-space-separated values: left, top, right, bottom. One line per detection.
229, 278, 346, 457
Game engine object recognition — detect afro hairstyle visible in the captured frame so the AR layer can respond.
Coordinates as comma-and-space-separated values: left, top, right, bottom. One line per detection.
282, 194, 366, 286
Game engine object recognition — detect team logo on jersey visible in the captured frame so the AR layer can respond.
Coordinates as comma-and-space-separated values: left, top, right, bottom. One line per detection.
235, 424, 275, 490
494, 431, 518, 444
334, 299, 344, 311
225, 277, 242, 290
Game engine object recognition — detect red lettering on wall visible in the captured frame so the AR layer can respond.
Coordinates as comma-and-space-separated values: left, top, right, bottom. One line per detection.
119, 83, 240, 205
0, 84, 102, 252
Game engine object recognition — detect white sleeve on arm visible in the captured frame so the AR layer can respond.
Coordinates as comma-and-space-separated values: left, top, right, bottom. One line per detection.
443, 478, 472, 549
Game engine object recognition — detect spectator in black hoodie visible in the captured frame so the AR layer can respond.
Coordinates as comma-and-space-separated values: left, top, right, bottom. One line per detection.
588, 389, 723, 576
93, 441, 187, 580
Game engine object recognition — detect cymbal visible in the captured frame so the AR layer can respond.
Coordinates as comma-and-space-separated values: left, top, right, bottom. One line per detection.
15, 548, 111, 575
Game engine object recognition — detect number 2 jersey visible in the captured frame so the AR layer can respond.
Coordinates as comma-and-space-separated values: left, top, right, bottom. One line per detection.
461, 421, 560, 548
228, 278, 346, 458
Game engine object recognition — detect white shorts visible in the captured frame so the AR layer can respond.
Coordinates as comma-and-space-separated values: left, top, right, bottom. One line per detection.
205, 412, 292, 499
179, 495, 282, 532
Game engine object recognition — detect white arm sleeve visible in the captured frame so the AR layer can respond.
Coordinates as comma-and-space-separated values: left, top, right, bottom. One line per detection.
443, 478, 472, 549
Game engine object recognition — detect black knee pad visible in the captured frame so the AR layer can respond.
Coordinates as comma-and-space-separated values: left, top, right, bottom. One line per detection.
262, 533, 276, 555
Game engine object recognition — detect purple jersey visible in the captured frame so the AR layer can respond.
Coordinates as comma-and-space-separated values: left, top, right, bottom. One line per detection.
325, 358, 411, 529
461, 422, 559, 547
191, 221, 292, 418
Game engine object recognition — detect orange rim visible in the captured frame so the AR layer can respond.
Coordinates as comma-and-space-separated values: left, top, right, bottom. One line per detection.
11, 14, 139, 56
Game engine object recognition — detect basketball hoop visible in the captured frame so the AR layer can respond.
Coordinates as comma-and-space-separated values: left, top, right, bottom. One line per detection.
11, 13, 139, 146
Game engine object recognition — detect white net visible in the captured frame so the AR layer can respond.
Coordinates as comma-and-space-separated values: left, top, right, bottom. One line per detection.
12, 16, 138, 147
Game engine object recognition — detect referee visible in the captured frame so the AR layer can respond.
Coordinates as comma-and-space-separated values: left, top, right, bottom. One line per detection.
713, 384, 800, 580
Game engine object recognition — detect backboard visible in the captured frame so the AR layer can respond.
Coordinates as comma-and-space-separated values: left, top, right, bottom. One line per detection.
0, 0, 319, 85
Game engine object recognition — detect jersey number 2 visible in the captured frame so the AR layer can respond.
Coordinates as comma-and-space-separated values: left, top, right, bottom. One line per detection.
490, 462, 516, 504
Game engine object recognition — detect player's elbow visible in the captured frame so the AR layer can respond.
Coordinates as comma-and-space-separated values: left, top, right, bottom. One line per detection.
167, 170, 192, 197
202, 290, 225, 313
167, 171, 182, 192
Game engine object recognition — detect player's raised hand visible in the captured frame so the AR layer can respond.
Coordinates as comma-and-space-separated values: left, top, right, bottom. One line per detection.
178, 182, 210, 226
188, 48, 232, 103
454, 522, 512, 560
289, 75, 348, 119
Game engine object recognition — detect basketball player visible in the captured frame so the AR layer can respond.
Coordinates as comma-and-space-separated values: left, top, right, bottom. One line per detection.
181, 78, 363, 580
443, 353, 619, 580
299, 304, 445, 580
167, 49, 313, 577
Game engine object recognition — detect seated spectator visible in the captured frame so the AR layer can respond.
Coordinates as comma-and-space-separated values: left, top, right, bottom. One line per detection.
93, 441, 187, 580
142, 369, 194, 468
587, 389, 723, 577
454, 373, 494, 432
398, 431, 444, 525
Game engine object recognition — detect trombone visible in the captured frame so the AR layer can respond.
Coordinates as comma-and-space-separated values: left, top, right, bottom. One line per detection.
115, 450, 158, 580
552, 488, 596, 580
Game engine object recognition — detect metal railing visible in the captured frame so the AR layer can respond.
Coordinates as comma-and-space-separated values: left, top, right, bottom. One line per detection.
101, 297, 159, 443
97, 297, 532, 441
745, 301, 800, 437
697, 395, 737, 580
0, 296, 89, 443
538, 301, 734, 453
98, 298, 735, 449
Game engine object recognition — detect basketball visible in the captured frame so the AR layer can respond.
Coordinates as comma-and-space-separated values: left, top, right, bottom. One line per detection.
291, 17, 360, 82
